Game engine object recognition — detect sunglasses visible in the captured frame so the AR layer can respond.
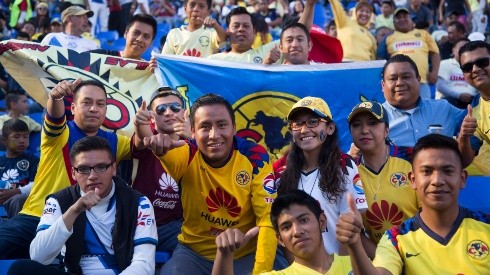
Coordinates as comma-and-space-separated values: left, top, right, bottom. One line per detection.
460, 57, 490, 73
289, 118, 328, 131
155, 103, 182, 115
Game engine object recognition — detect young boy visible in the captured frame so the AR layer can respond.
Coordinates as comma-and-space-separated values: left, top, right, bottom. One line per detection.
161, 0, 226, 57
212, 189, 352, 274
0, 119, 39, 218
0, 92, 41, 133
336, 134, 490, 274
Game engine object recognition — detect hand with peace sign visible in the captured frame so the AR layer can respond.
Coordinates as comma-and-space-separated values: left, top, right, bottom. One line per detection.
134, 100, 156, 150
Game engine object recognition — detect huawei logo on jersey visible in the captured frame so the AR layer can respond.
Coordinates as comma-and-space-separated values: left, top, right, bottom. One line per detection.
366, 200, 404, 230
205, 187, 242, 217
183, 48, 202, 57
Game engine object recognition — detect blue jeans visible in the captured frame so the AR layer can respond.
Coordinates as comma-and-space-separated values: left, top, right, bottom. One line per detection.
0, 214, 39, 259
157, 219, 182, 252
159, 243, 255, 275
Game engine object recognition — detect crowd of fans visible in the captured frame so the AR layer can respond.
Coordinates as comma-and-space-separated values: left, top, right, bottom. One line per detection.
0, 0, 488, 274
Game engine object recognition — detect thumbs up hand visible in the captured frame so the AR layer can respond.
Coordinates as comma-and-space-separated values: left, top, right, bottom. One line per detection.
460, 105, 478, 139
336, 193, 364, 245
215, 227, 259, 255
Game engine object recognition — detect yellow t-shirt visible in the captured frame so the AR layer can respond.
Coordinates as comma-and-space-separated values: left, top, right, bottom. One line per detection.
261, 254, 352, 274
373, 208, 490, 274
386, 29, 439, 83
375, 14, 394, 30
21, 115, 130, 217
330, 0, 376, 61
0, 114, 41, 133
358, 156, 421, 243
252, 33, 273, 50
157, 137, 277, 273
208, 41, 280, 64
162, 25, 220, 58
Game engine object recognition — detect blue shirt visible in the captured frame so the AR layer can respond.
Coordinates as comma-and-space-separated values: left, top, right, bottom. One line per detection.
382, 98, 466, 147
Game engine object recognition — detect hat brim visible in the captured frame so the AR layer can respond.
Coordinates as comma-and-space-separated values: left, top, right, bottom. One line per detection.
348, 108, 382, 123
287, 107, 329, 120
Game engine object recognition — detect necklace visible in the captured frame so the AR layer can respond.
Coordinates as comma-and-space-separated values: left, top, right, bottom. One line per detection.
361, 146, 390, 201
300, 168, 319, 196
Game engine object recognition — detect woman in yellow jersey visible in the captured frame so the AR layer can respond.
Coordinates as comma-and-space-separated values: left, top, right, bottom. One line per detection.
347, 101, 420, 258
329, 0, 377, 61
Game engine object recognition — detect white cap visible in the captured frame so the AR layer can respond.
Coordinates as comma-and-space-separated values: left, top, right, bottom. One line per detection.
468, 32, 486, 42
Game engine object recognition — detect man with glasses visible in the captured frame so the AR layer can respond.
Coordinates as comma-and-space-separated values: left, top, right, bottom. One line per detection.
457, 40, 490, 168
8, 136, 157, 274
0, 78, 131, 259
132, 87, 190, 254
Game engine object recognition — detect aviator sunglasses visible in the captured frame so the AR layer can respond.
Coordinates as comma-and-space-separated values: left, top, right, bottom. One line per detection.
155, 103, 183, 115
460, 57, 490, 73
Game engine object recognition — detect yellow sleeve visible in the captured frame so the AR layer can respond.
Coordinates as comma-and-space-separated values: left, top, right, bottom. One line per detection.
157, 143, 190, 183
330, 0, 348, 28
253, 226, 277, 274
372, 233, 403, 275
250, 152, 277, 273
162, 29, 177, 54
115, 134, 131, 162
426, 31, 439, 53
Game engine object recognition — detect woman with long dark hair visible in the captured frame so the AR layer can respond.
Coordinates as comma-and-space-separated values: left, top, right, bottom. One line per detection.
275, 96, 367, 255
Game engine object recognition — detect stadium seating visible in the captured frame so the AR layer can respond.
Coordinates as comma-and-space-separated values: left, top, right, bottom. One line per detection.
97, 31, 120, 47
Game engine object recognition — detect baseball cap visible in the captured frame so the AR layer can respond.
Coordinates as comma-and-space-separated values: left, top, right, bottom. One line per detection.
61, 6, 94, 23
468, 32, 486, 42
394, 8, 410, 16
148, 87, 184, 108
50, 17, 62, 25
287, 97, 332, 120
347, 101, 388, 125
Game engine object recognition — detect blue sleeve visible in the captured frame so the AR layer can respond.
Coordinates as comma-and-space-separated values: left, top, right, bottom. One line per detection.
377, 36, 389, 60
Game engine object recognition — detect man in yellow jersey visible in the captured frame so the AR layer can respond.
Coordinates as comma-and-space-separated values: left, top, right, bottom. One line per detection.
377, 7, 440, 99
457, 41, 490, 169
208, 0, 315, 64
0, 78, 131, 259
212, 189, 352, 275
336, 134, 490, 274
144, 94, 277, 274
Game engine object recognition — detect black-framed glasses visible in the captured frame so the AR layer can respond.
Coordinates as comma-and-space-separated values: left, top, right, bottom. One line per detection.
155, 103, 182, 115
73, 163, 113, 174
460, 57, 490, 73
289, 118, 328, 131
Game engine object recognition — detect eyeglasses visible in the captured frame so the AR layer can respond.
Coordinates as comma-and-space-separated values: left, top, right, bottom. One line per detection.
155, 103, 182, 115
73, 163, 113, 174
460, 57, 490, 73
289, 118, 328, 131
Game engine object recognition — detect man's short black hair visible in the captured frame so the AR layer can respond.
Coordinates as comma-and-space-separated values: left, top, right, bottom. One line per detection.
226, 7, 256, 29
271, 189, 323, 232
5, 91, 26, 111
16, 31, 31, 41
448, 20, 466, 34
458, 40, 490, 59
126, 13, 157, 42
2, 119, 29, 138
280, 22, 310, 42
70, 136, 114, 163
190, 93, 235, 128
72, 79, 107, 101
411, 134, 463, 168
381, 54, 420, 79
184, 0, 212, 10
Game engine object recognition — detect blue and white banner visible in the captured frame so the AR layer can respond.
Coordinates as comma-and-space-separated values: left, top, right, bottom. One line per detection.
155, 54, 385, 157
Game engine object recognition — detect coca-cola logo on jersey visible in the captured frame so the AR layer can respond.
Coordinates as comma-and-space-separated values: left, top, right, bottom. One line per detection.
153, 199, 177, 209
